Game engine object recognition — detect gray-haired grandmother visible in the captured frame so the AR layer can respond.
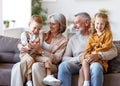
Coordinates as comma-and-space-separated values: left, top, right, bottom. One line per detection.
11, 13, 68, 86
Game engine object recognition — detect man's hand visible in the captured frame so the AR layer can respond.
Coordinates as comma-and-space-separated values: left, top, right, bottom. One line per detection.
86, 54, 99, 64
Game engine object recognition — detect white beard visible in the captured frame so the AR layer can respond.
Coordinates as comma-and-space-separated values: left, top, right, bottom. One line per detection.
75, 27, 85, 35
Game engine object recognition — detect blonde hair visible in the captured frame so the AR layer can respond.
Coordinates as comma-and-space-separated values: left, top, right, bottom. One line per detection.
30, 15, 43, 24
90, 13, 111, 34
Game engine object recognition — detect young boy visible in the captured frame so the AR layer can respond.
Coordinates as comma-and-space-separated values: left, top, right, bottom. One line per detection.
18, 15, 43, 86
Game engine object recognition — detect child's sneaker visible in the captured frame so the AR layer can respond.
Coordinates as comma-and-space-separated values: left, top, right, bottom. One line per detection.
43, 75, 61, 86
26, 80, 33, 86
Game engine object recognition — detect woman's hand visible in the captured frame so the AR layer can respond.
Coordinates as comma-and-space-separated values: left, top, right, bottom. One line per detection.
28, 42, 43, 53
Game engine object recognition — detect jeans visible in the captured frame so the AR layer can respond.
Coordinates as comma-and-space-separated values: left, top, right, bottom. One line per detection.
58, 61, 104, 86
58, 61, 80, 86
90, 62, 104, 86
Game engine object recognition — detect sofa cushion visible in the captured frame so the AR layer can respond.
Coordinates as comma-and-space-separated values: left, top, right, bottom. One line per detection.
0, 63, 14, 85
0, 52, 20, 63
0, 35, 20, 63
108, 41, 120, 73
104, 73, 120, 86
0, 35, 20, 52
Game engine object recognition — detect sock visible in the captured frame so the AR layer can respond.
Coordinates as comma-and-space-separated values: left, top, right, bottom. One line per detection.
83, 80, 90, 86
26, 80, 32, 86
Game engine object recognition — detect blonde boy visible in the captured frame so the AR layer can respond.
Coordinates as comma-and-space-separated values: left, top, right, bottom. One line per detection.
18, 15, 44, 86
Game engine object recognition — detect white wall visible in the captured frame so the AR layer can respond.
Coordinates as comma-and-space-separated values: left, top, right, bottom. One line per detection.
0, 0, 3, 34
2, 0, 31, 28
0, 0, 31, 37
42, 0, 120, 40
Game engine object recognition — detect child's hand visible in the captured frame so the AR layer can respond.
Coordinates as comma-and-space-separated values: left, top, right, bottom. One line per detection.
33, 38, 40, 44
24, 45, 31, 50
21, 46, 30, 53
91, 51, 97, 54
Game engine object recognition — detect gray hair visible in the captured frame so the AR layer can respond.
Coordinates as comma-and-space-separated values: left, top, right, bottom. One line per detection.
49, 13, 66, 33
74, 12, 91, 22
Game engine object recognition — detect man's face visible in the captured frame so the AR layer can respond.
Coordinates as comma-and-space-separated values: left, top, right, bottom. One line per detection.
73, 16, 84, 34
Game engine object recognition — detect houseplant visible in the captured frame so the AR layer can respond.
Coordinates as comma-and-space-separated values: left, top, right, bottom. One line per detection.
99, 8, 108, 14
11, 20, 16, 27
32, 0, 48, 24
3, 20, 9, 28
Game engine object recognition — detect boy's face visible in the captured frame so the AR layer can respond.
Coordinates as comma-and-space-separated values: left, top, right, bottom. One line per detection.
29, 20, 42, 35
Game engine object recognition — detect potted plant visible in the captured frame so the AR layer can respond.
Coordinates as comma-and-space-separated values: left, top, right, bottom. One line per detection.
11, 20, 16, 27
32, 0, 48, 25
3, 20, 10, 28
99, 8, 108, 14
11, 20, 16, 23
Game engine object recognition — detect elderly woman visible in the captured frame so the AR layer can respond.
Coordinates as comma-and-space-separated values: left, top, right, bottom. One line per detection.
11, 13, 68, 86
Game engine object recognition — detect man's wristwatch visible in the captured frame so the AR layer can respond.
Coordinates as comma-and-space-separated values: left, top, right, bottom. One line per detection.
98, 54, 102, 60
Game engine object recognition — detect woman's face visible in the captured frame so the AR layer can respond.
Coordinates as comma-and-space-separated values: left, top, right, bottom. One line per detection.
49, 17, 60, 33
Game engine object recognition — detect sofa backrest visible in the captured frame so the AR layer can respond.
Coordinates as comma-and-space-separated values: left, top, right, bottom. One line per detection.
0, 35, 20, 63
108, 41, 120, 73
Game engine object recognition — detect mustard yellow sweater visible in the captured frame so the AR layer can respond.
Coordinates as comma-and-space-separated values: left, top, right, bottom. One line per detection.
84, 29, 113, 72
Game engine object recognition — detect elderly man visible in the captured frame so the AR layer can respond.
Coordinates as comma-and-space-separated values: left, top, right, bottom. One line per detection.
58, 12, 117, 86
